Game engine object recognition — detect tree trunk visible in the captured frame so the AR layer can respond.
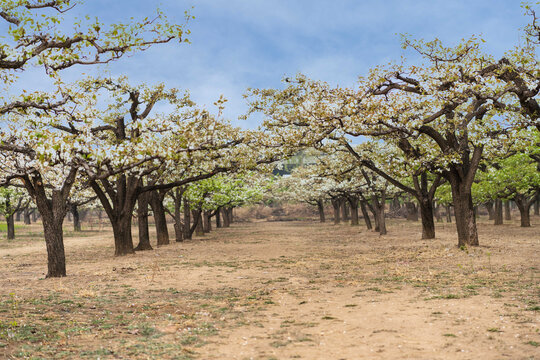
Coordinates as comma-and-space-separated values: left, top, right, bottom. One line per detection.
227, 207, 234, 224
216, 207, 222, 228
23, 208, 31, 224
111, 214, 135, 256
347, 196, 359, 226
135, 192, 152, 251
71, 204, 81, 232
360, 200, 372, 230
434, 204, 443, 223
406, 201, 419, 221
445, 205, 452, 223
193, 209, 204, 236
203, 210, 211, 233
317, 200, 325, 223
6, 214, 15, 240
183, 198, 192, 239
534, 194, 539, 216
485, 201, 494, 220
221, 207, 230, 228
342, 200, 350, 221
504, 201, 511, 221
331, 198, 341, 224
149, 190, 169, 246
515, 195, 533, 228
42, 216, 66, 278
494, 199, 503, 225
418, 198, 435, 239
450, 182, 478, 247
372, 195, 387, 235
15, 211, 21, 222
172, 188, 184, 242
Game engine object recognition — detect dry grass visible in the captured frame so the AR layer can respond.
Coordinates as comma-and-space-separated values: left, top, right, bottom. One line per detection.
0, 215, 538, 359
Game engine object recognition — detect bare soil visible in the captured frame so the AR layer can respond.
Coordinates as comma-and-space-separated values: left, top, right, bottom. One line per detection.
0, 217, 539, 359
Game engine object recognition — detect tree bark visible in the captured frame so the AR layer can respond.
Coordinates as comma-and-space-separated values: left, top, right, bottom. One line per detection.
203, 210, 212, 233
194, 209, 204, 236
494, 199, 503, 225
347, 196, 359, 226
317, 200, 325, 223
445, 205, 452, 223
515, 194, 534, 228
6, 214, 15, 240
149, 190, 169, 246
485, 201, 494, 220
451, 181, 478, 247
135, 192, 152, 251
419, 198, 435, 239
504, 201, 511, 221
171, 188, 184, 242
221, 207, 230, 228
534, 194, 539, 216
406, 201, 419, 221
183, 198, 192, 239
360, 200, 372, 230
90, 175, 138, 256
216, 207, 222, 228
372, 195, 387, 235
331, 198, 341, 224
71, 204, 81, 232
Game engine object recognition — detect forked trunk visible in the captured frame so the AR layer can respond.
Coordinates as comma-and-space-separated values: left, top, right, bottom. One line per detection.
515, 195, 534, 228
111, 214, 135, 256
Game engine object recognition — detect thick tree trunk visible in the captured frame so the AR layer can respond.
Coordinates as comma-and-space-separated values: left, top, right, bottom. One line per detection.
149, 190, 169, 246
317, 200, 325, 223
42, 217, 66, 277
515, 196, 533, 228
135, 192, 152, 251
347, 197, 359, 226
111, 214, 135, 256
418, 198, 435, 239
451, 183, 478, 247
71, 204, 81, 232
203, 210, 212, 233
360, 200, 372, 230
6, 214, 15, 240
494, 199, 503, 225
331, 198, 341, 224
504, 201, 511, 221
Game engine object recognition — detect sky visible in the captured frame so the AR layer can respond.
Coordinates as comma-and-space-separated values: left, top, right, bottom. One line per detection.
13, 0, 531, 128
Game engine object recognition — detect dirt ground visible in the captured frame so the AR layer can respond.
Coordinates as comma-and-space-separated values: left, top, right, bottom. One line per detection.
0, 216, 539, 359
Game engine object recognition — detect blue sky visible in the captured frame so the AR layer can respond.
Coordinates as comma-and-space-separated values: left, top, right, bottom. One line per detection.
19, 0, 531, 127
